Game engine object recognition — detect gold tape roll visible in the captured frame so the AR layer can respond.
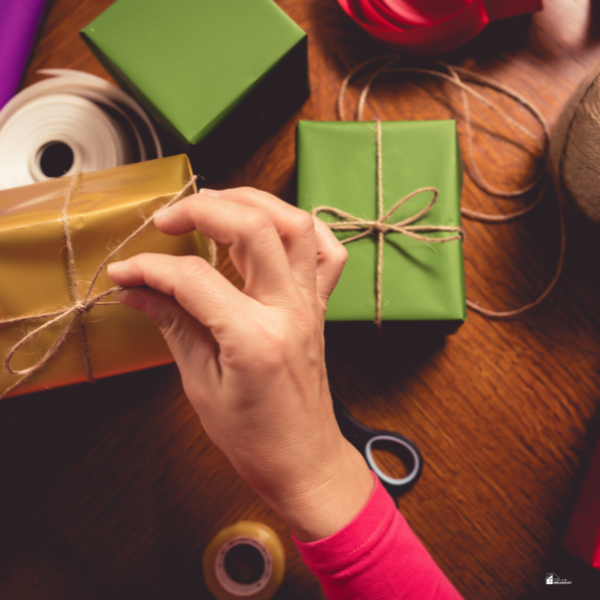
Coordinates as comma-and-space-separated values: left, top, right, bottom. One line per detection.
203, 521, 285, 600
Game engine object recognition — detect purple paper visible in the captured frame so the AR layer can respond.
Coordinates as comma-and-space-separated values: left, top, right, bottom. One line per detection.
0, 0, 50, 111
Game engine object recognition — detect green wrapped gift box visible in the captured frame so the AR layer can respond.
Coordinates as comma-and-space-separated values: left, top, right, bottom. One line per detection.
81, 0, 309, 179
297, 120, 466, 325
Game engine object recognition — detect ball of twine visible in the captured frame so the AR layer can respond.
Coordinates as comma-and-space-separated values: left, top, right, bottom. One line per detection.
550, 61, 600, 224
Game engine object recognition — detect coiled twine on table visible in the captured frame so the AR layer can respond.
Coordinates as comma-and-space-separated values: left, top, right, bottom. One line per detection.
550, 61, 600, 225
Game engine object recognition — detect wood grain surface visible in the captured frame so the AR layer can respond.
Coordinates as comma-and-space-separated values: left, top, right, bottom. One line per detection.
2, 0, 600, 599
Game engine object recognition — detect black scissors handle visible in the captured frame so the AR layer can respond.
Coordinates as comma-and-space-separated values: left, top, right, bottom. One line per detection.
333, 398, 423, 497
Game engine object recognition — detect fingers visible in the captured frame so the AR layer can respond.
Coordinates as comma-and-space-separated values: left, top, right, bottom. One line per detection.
152, 187, 348, 310
204, 188, 317, 293
107, 253, 256, 334
154, 194, 296, 303
313, 216, 348, 305
117, 287, 219, 386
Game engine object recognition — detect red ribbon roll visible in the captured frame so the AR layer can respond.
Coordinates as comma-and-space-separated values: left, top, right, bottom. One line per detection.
336, 0, 543, 55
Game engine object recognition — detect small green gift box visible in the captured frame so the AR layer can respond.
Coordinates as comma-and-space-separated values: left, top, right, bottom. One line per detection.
297, 120, 466, 326
81, 0, 309, 178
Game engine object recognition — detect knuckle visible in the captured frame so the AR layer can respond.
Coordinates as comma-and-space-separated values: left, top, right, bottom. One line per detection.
319, 239, 348, 275
153, 304, 186, 348
127, 252, 153, 267
290, 209, 315, 234
261, 311, 316, 355
153, 306, 177, 337
144, 255, 209, 293
243, 319, 291, 371
236, 186, 257, 196
227, 186, 260, 201
241, 209, 273, 237
180, 255, 211, 277
164, 256, 211, 300
221, 306, 322, 377
258, 321, 287, 356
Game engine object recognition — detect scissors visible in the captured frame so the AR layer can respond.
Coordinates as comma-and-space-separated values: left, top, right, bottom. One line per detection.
333, 397, 423, 497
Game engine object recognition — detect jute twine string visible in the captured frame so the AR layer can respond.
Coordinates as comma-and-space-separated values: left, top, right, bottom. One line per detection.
312, 119, 464, 331
337, 56, 565, 318
549, 59, 600, 224
0, 173, 204, 401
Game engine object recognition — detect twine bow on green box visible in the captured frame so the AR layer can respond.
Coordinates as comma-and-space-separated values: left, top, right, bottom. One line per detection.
311, 120, 464, 331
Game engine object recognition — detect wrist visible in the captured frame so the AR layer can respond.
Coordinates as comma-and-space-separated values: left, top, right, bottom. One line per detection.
267, 438, 375, 542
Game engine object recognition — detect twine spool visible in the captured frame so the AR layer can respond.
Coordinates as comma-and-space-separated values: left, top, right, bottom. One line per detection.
550, 61, 600, 224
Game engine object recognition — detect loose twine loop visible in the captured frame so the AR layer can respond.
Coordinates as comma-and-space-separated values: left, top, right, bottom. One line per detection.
335, 55, 565, 319
313, 119, 463, 331
0, 173, 208, 401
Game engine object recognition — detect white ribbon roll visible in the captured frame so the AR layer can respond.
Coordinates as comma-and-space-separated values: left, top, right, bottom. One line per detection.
0, 69, 162, 190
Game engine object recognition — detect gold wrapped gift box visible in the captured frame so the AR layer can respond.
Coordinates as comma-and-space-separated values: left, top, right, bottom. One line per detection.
0, 154, 210, 399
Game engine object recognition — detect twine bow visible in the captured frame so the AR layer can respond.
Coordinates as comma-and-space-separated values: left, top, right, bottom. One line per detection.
0, 172, 202, 401
312, 120, 464, 331
338, 56, 563, 318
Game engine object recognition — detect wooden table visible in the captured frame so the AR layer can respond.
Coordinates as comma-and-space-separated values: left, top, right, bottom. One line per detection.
2, 0, 600, 598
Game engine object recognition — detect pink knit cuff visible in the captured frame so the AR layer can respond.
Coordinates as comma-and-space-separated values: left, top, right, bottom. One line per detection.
293, 472, 394, 575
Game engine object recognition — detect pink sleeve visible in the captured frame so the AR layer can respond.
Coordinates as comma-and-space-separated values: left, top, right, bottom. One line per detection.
293, 473, 463, 600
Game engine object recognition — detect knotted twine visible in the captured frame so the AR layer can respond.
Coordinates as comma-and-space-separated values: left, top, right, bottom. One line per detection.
337, 56, 565, 318
312, 119, 463, 331
0, 173, 210, 401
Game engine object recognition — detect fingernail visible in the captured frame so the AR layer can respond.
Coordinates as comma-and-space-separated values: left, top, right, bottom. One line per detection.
107, 261, 124, 277
116, 289, 147, 312
199, 188, 222, 197
154, 205, 171, 220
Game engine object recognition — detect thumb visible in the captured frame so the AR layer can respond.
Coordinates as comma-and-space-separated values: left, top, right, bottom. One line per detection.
117, 287, 218, 385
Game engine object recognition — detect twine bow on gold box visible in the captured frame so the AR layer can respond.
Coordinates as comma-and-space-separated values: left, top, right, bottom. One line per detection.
0, 156, 214, 400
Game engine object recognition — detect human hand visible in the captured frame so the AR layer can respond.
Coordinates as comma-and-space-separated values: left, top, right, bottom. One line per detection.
107, 187, 374, 541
